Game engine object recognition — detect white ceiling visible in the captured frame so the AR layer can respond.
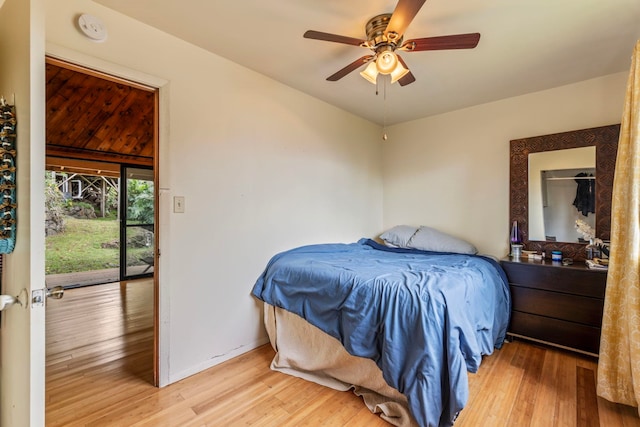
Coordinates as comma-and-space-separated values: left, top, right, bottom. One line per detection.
95, 0, 640, 126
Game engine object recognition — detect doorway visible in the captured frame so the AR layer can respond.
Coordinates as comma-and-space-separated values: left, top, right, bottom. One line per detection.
44, 55, 159, 416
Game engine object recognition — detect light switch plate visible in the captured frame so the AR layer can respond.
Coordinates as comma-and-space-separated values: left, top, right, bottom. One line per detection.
173, 196, 185, 213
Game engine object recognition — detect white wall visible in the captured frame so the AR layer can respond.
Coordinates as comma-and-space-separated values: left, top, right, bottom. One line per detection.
383, 72, 628, 257
45, 0, 382, 385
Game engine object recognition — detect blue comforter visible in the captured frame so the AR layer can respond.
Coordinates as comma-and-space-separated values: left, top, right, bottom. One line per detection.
252, 239, 510, 427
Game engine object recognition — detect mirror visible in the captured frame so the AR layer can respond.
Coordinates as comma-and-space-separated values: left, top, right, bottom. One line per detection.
509, 124, 619, 260
528, 146, 595, 242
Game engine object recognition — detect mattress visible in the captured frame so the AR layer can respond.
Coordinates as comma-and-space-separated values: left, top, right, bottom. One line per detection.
264, 303, 417, 426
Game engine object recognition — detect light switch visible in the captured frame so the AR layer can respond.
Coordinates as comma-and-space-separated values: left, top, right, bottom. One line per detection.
173, 196, 185, 213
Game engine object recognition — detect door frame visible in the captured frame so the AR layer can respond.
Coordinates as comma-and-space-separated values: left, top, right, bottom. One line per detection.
44, 46, 169, 386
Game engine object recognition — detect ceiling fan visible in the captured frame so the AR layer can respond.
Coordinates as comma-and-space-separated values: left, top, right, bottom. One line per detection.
303, 0, 480, 86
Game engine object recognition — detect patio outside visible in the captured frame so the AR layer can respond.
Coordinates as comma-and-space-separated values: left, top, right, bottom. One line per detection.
45, 171, 154, 289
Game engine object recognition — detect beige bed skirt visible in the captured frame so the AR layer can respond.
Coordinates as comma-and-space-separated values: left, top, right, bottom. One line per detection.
264, 303, 418, 426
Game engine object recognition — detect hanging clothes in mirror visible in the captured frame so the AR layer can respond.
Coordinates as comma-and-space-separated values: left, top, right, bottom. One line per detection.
573, 172, 595, 216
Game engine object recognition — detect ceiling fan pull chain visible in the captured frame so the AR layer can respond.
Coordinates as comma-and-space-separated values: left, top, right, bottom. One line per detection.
382, 77, 388, 140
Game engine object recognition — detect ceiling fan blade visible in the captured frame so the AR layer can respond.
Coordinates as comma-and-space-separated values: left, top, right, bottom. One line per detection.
304, 30, 366, 47
398, 72, 416, 86
401, 33, 481, 51
396, 55, 416, 86
326, 55, 374, 81
385, 0, 426, 40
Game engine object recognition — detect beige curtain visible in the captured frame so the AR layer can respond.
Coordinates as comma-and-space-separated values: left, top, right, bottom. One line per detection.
597, 39, 640, 411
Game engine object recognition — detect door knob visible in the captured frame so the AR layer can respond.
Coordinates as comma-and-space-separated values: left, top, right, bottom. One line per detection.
0, 294, 18, 310
46, 286, 64, 300
0, 290, 25, 311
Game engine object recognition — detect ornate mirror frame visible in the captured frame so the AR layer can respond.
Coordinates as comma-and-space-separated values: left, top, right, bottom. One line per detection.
509, 124, 620, 260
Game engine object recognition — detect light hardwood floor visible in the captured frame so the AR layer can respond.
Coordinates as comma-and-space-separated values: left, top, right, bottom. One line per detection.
46, 280, 640, 427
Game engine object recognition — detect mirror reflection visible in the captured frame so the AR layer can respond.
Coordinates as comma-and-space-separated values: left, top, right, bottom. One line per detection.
528, 146, 596, 242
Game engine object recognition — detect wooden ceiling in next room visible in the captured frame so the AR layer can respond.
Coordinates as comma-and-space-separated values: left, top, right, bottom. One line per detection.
45, 57, 157, 167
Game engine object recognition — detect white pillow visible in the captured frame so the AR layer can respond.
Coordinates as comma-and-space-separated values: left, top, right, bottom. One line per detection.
379, 225, 419, 248
406, 226, 478, 254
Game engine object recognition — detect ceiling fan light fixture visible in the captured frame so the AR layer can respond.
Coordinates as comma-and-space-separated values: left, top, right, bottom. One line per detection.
390, 61, 409, 84
360, 51, 408, 85
375, 49, 398, 75
360, 61, 378, 84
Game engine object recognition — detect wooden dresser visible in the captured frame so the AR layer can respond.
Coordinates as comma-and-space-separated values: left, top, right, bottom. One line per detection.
501, 257, 607, 356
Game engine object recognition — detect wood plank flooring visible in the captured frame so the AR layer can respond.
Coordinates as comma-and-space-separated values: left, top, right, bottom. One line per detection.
46, 281, 640, 426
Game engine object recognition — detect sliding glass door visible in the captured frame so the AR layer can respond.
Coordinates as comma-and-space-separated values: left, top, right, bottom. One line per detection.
120, 166, 154, 280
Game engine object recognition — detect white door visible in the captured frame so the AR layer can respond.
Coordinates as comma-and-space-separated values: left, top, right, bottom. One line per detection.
0, 0, 47, 426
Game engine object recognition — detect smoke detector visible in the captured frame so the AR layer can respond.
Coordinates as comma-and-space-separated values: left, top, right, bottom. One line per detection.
77, 14, 108, 42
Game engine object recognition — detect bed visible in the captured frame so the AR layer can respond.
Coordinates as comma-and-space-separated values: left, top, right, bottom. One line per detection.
251, 235, 510, 427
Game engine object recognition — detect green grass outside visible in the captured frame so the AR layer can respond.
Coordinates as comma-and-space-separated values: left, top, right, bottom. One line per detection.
45, 216, 152, 275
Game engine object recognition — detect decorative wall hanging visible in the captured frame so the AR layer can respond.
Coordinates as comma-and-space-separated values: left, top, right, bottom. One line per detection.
0, 97, 16, 254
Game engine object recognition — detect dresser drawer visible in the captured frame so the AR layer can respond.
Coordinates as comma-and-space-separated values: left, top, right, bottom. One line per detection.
502, 262, 607, 298
509, 311, 601, 354
501, 258, 607, 355
511, 285, 604, 327
502, 260, 606, 298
